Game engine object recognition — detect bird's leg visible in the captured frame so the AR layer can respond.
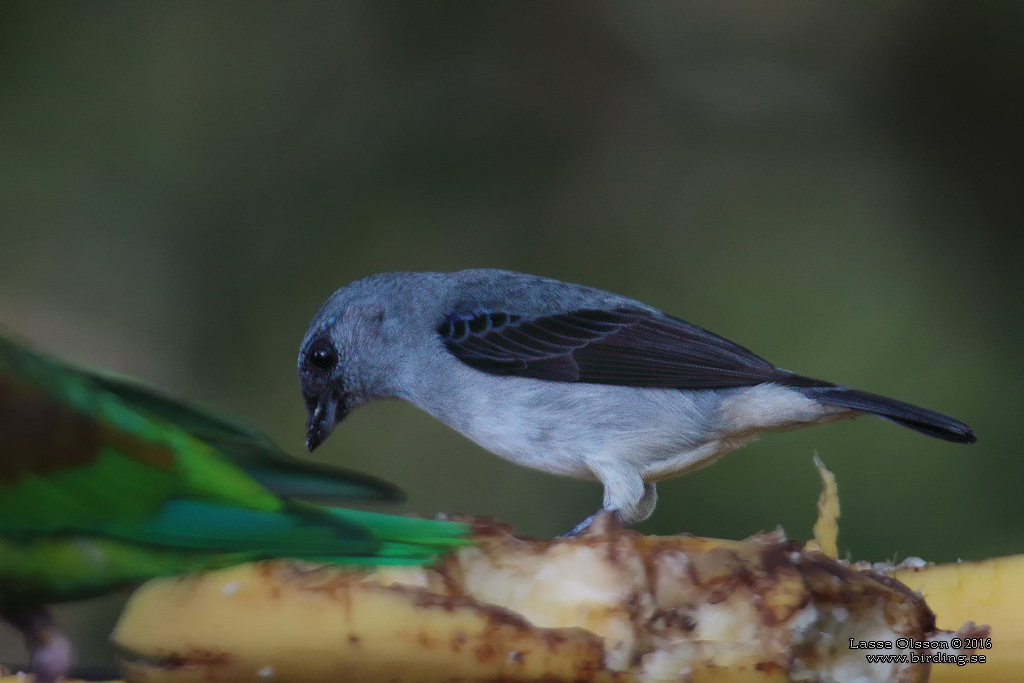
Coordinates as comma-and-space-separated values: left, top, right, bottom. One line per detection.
561, 466, 657, 537
2, 606, 74, 683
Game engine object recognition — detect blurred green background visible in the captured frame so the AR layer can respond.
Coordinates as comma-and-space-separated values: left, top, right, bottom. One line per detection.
2, 1, 1021, 671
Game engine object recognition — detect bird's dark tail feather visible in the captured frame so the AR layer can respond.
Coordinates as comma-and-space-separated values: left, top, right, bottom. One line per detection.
801, 385, 976, 444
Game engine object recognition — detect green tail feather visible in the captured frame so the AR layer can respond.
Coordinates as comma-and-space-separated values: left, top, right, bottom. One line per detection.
124, 500, 469, 559
230, 448, 403, 503
127, 500, 378, 555
314, 505, 469, 547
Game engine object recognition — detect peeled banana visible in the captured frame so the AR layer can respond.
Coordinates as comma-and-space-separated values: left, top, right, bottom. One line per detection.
3, 458, 1018, 683
113, 530, 952, 682
889, 554, 1022, 682
112, 466, 1003, 683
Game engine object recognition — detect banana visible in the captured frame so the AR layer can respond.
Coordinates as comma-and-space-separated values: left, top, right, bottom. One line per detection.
889, 555, 1023, 682
115, 560, 616, 683
7, 458, 1018, 682
112, 523, 954, 682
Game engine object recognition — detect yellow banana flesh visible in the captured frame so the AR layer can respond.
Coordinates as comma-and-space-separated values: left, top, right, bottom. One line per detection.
889, 554, 1023, 682
112, 526, 955, 683
5, 551, 1015, 683
4, 458, 1017, 682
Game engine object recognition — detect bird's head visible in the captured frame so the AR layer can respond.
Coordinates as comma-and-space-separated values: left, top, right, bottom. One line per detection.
298, 327, 349, 452
299, 280, 417, 452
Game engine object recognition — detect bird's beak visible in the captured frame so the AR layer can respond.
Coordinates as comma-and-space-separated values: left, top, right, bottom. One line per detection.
305, 391, 348, 452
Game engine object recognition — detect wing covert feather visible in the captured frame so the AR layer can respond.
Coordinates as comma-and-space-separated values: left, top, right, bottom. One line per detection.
438, 307, 831, 390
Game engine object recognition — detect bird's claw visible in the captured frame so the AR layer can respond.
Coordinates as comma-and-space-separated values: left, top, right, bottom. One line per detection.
559, 508, 624, 537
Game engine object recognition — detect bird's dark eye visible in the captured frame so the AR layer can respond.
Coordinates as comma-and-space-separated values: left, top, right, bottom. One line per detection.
306, 340, 337, 371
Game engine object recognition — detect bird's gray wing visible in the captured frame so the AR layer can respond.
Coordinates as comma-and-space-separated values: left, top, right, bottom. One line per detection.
437, 307, 829, 389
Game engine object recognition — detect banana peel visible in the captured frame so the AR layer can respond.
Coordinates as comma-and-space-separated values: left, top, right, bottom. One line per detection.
804, 454, 840, 559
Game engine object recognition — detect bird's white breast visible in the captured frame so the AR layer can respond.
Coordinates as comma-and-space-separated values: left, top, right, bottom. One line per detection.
403, 357, 727, 481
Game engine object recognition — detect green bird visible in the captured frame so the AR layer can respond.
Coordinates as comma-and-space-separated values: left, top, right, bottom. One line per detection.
0, 332, 468, 683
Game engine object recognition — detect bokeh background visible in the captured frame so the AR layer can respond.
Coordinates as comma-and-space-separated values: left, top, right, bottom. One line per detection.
2, 1, 1021, 671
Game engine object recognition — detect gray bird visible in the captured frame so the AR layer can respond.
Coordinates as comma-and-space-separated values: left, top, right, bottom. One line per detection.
299, 269, 975, 534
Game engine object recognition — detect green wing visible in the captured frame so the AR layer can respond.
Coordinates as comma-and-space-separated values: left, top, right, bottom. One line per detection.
0, 333, 466, 604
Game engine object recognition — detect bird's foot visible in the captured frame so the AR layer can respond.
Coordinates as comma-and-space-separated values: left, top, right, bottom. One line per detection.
2, 607, 74, 683
559, 508, 625, 537
560, 513, 598, 538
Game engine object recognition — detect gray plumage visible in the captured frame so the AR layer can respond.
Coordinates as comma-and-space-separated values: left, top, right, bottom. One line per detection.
298, 269, 975, 533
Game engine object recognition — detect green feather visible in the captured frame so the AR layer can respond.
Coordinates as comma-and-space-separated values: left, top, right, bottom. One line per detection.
0, 332, 469, 608
86, 370, 405, 503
